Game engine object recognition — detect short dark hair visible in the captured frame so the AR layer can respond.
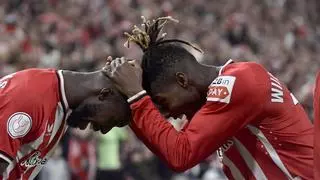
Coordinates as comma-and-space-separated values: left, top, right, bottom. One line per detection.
124, 16, 203, 91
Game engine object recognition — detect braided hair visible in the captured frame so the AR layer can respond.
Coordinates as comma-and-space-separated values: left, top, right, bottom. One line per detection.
124, 16, 203, 92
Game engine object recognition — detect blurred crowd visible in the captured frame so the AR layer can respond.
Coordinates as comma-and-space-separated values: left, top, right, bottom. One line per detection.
1, 0, 320, 179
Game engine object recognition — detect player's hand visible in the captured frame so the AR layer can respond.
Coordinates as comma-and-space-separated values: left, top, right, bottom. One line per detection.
103, 57, 144, 98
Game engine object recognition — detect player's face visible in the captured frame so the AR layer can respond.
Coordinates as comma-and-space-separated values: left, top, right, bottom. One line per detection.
67, 89, 131, 134
150, 79, 201, 119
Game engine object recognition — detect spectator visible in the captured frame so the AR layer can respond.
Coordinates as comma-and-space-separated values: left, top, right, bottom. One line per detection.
96, 127, 127, 180
68, 127, 96, 180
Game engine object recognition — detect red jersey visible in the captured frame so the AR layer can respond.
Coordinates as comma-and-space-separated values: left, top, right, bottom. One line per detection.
314, 72, 320, 180
129, 60, 314, 179
0, 69, 71, 179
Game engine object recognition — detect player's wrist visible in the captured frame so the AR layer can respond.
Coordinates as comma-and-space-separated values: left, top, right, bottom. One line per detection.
125, 86, 144, 98
127, 90, 147, 104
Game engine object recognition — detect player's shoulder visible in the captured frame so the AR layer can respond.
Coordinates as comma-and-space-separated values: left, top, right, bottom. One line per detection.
207, 60, 268, 103
15, 68, 57, 79
222, 60, 267, 78
8, 68, 57, 88
0, 68, 59, 103
217, 60, 268, 86
0, 69, 60, 138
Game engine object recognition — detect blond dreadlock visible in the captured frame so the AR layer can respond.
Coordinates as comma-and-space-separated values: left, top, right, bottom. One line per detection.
124, 16, 203, 53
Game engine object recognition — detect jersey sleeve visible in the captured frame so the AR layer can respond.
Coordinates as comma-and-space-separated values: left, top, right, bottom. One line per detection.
129, 68, 267, 172
0, 69, 56, 163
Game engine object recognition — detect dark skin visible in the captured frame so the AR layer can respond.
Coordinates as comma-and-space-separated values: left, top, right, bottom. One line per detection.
0, 69, 131, 174
0, 159, 8, 175
104, 57, 220, 120
63, 70, 131, 133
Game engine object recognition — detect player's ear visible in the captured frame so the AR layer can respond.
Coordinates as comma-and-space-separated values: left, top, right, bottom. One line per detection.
98, 88, 113, 101
175, 72, 188, 88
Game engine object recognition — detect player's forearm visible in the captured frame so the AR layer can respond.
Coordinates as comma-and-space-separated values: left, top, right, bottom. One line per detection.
129, 96, 208, 172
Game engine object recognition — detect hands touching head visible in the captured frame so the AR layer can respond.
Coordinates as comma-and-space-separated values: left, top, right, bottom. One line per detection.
102, 56, 144, 98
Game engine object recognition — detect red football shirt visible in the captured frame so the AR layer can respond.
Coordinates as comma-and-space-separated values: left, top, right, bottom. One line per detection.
0, 69, 71, 179
129, 60, 314, 179
314, 72, 320, 180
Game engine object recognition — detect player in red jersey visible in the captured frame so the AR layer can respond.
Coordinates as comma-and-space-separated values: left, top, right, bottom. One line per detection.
0, 68, 130, 179
104, 17, 314, 179
314, 72, 320, 180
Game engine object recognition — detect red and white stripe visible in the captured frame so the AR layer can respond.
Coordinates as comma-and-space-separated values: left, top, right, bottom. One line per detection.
2, 70, 71, 180
221, 125, 299, 180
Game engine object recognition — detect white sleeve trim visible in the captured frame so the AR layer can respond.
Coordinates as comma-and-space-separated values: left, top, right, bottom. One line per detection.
219, 59, 234, 75
0, 153, 12, 164
57, 70, 70, 110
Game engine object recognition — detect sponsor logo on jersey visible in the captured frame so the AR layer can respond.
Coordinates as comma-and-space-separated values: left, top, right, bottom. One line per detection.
7, 112, 32, 139
20, 151, 47, 168
207, 76, 236, 103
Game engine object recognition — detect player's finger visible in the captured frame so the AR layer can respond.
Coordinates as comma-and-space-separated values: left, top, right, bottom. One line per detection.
107, 56, 113, 62
111, 58, 119, 70
102, 66, 112, 77
102, 64, 111, 72
120, 57, 126, 64
105, 56, 113, 65
115, 58, 123, 67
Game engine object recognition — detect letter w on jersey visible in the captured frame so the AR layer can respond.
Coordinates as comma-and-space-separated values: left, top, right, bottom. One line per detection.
207, 76, 236, 103
268, 73, 284, 103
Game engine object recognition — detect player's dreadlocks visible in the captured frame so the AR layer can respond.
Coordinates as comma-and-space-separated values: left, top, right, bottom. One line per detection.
124, 16, 203, 92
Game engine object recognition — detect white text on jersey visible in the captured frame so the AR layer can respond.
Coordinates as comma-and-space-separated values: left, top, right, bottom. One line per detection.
269, 73, 284, 103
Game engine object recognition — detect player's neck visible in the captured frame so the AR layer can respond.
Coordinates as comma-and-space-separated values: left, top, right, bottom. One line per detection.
62, 70, 108, 109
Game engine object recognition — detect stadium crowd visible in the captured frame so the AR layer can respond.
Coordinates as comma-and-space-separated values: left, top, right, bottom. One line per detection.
0, 0, 319, 179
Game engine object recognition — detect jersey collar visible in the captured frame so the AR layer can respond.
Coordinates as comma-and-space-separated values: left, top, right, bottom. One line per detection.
219, 59, 234, 75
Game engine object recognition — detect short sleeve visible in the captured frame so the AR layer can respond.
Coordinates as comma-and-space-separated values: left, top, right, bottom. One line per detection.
0, 70, 46, 163
0, 105, 33, 163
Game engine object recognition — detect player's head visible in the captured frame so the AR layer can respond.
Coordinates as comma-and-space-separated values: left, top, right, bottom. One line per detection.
67, 73, 130, 134
125, 16, 207, 119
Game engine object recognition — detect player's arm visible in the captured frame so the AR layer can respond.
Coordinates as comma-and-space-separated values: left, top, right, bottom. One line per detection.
0, 158, 9, 175
129, 75, 265, 172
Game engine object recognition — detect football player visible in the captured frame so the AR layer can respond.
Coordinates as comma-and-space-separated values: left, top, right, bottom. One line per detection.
0, 68, 130, 179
